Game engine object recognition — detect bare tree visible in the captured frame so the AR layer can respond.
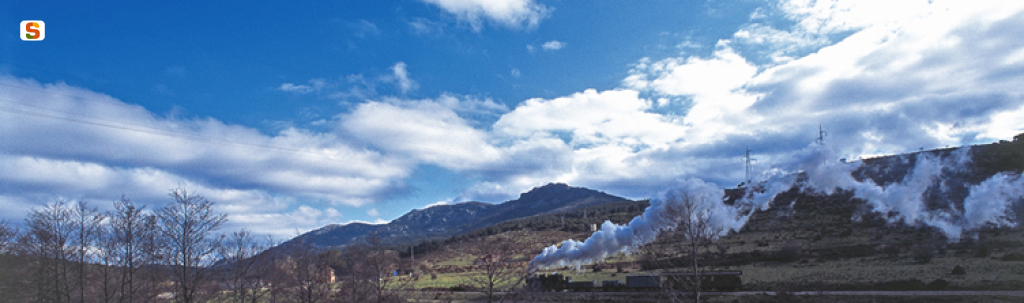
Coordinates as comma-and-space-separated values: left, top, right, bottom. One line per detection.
464, 236, 526, 303
71, 200, 105, 303
260, 235, 286, 303
218, 229, 266, 303
22, 200, 76, 303
279, 238, 336, 303
0, 220, 17, 254
95, 225, 120, 303
157, 188, 228, 303
0, 220, 29, 301
342, 233, 405, 303
106, 196, 160, 303
138, 214, 164, 302
661, 190, 722, 303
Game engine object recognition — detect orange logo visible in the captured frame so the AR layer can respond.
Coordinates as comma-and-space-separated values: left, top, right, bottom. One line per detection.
21, 20, 45, 41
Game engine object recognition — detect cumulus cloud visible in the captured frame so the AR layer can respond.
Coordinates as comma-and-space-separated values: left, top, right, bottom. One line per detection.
0, 76, 412, 235
621, 0, 1024, 159
278, 78, 326, 94
473, 0, 1024, 202
419, 0, 550, 31
541, 40, 565, 51
495, 89, 686, 149
279, 62, 418, 100
382, 62, 419, 94
6, 0, 1024, 239
340, 99, 503, 170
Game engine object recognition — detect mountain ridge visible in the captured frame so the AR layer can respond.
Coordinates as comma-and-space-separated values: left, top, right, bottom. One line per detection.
286, 183, 630, 249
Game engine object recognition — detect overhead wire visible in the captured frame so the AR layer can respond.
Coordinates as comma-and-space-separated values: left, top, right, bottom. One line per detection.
0, 97, 348, 161
0, 19, 377, 164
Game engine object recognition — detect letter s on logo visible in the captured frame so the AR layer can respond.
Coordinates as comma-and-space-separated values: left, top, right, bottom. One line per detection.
25, 22, 40, 39
20, 20, 44, 41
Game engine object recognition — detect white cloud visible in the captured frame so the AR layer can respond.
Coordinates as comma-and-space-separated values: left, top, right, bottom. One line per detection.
0, 155, 348, 238
383, 62, 419, 94
469, 0, 1024, 202
0, 76, 411, 211
624, 47, 759, 144
366, 208, 380, 217
495, 89, 687, 149
278, 78, 326, 94
632, 45, 756, 98
638, 0, 1024, 159
422, 199, 451, 209
278, 83, 315, 93
349, 19, 380, 38
281, 62, 417, 100
6, 0, 1024, 239
420, 0, 550, 31
732, 23, 829, 63
541, 40, 565, 51
341, 99, 503, 170
409, 17, 445, 35
779, 0, 934, 35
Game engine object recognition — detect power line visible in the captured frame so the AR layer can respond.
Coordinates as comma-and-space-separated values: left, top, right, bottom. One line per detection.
0, 100, 345, 161
0, 81, 146, 111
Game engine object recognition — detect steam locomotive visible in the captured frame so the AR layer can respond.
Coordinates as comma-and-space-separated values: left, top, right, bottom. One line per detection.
527, 271, 741, 292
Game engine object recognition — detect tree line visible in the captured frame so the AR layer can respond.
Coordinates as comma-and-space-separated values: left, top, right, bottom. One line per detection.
0, 188, 407, 303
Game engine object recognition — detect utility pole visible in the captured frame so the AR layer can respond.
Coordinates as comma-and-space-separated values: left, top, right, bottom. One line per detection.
411, 246, 414, 262
743, 146, 757, 186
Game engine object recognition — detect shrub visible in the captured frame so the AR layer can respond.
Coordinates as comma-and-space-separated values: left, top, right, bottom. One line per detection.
774, 242, 801, 263
839, 229, 853, 237
951, 265, 966, 275
1001, 253, 1024, 261
975, 245, 990, 258
912, 244, 935, 264
927, 279, 948, 290
883, 245, 901, 258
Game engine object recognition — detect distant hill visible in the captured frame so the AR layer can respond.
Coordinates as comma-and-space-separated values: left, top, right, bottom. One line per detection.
285, 183, 630, 249
284, 136, 1024, 253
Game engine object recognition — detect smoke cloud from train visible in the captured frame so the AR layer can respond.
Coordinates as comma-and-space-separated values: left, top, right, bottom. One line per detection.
529, 143, 1024, 270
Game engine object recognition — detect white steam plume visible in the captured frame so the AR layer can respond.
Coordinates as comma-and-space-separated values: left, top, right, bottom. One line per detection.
529, 142, 1023, 270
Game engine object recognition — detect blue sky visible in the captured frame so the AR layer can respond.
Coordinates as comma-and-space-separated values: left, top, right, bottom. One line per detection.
2, 0, 1024, 237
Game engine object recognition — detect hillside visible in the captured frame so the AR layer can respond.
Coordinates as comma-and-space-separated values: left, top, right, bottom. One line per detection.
286, 183, 631, 249
399, 138, 1024, 295
560, 139, 1024, 291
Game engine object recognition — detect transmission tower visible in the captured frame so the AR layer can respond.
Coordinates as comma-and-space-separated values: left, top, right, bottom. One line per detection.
816, 125, 828, 144
743, 146, 757, 186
